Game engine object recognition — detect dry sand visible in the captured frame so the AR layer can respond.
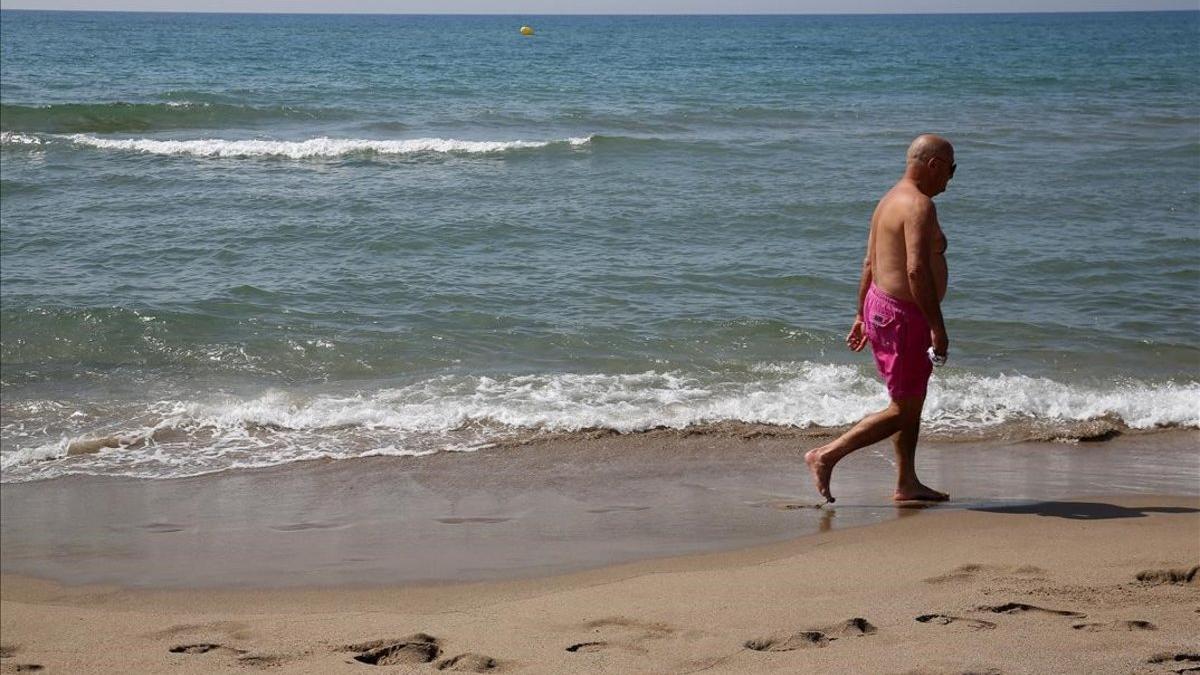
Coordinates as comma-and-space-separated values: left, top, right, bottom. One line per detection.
2, 495, 1198, 673
1, 432, 1198, 673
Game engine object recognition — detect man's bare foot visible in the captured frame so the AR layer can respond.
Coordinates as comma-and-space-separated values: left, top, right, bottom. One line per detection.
893, 483, 949, 502
804, 447, 835, 503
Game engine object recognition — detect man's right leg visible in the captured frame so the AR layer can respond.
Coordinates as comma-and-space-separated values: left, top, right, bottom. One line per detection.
804, 400, 908, 503
891, 396, 949, 502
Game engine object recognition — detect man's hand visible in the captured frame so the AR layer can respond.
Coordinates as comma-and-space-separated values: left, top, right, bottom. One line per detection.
846, 318, 868, 352
931, 328, 949, 358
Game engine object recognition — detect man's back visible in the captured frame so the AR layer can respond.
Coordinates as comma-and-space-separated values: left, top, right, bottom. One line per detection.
868, 182, 947, 303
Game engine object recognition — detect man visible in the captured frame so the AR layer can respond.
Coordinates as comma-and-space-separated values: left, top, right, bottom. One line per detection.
805, 134, 954, 504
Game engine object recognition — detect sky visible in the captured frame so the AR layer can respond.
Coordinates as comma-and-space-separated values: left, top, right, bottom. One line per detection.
1, 1, 1197, 13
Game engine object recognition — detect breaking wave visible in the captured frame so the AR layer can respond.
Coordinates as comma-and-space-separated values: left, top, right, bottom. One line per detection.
0, 131, 44, 146
63, 133, 593, 158
2, 363, 1196, 482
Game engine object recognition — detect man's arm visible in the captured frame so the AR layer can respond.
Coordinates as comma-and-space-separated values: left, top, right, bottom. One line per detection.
904, 200, 948, 354
845, 213, 877, 352
855, 220, 875, 320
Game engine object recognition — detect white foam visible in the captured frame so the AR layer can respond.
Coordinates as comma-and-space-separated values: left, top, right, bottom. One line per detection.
0, 440, 68, 470
2, 364, 1196, 482
0, 131, 44, 145
65, 134, 593, 158
924, 372, 1200, 430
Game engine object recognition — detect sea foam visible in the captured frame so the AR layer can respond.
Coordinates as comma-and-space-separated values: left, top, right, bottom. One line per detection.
65, 134, 593, 158
0, 131, 44, 145
2, 364, 1196, 482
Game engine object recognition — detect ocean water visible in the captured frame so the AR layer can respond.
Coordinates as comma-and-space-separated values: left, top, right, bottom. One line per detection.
1, 11, 1197, 482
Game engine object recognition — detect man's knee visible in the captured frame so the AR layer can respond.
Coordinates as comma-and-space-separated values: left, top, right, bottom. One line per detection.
890, 395, 926, 423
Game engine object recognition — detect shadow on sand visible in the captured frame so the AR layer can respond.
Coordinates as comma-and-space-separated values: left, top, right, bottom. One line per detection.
970, 501, 1199, 521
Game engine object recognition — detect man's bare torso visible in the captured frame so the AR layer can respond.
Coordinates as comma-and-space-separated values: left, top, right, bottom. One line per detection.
868, 182, 948, 303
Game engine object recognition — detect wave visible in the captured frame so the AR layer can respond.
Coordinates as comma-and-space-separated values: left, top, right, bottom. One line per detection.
0, 131, 703, 158
2, 363, 1196, 482
0, 131, 44, 146
62, 134, 593, 158
0, 101, 341, 133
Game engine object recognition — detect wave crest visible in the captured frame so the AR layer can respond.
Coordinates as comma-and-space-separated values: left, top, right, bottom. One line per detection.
64, 134, 593, 158
2, 364, 1196, 482
0, 131, 44, 146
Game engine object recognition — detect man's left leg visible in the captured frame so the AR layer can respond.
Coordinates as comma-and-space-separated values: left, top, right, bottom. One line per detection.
891, 395, 949, 502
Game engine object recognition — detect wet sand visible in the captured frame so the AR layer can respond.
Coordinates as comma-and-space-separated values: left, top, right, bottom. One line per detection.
1, 431, 1198, 673
1, 429, 1198, 588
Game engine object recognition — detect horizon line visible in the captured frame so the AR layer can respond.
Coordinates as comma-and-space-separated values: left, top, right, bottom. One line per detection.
2, 8, 1197, 16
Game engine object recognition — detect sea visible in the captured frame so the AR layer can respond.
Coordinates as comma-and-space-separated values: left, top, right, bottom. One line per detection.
1, 11, 1197, 483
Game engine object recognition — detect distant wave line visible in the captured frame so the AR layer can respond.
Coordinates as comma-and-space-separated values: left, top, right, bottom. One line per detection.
0, 101, 342, 133
60, 134, 594, 158
0, 131, 43, 145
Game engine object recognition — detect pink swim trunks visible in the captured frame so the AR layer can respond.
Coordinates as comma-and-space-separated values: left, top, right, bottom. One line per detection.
864, 284, 933, 400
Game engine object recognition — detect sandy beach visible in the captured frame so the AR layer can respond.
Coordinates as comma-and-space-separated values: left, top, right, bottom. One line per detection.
3, 431, 1198, 673
3, 7, 1199, 675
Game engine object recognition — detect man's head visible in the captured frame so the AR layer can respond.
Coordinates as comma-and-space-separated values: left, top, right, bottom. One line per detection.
905, 134, 955, 196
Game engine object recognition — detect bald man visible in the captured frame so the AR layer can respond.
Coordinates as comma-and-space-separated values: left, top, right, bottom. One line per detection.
805, 134, 955, 503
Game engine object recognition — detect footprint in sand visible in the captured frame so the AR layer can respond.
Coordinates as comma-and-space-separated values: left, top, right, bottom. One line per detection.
1136, 565, 1199, 585
0, 648, 43, 675
565, 617, 675, 654
346, 634, 441, 666
914, 614, 997, 631
923, 563, 1047, 585
436, 652, 499, 672
169, 643, 246, 655
977, 602, 1085, 618
237, 652, 305, 668
1071, 619, 1156, 632
745, 631, 830, 652
745, 617, 877, 652
824, 618, 878, 637
565, 642, 608, 653
1148, 653, 1200, 674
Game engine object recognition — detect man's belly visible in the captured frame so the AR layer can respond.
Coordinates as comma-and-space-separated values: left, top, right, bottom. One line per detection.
872, 263, 946, 303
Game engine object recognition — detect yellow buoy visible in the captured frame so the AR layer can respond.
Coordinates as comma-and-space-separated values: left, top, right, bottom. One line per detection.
519, 25, 534, 36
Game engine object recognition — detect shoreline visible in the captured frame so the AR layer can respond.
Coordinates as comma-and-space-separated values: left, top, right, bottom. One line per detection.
5, 374, 1196, 484
3, 430, 1198, 589
3, 494, 1197, 673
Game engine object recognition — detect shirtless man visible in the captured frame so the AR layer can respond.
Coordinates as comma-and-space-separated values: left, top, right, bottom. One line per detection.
805, 134, 954, 503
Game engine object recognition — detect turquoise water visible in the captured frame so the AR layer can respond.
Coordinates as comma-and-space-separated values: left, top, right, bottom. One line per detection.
2, 11, 1198, 481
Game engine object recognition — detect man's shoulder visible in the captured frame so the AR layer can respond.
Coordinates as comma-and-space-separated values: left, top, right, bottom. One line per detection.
881, 184, 935, 214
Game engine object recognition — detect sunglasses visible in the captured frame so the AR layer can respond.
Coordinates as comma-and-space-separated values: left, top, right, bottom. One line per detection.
936, 156, 956, 179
